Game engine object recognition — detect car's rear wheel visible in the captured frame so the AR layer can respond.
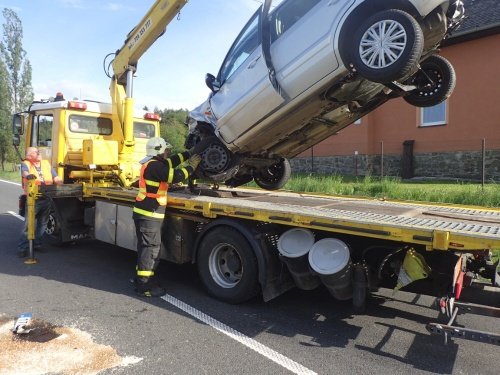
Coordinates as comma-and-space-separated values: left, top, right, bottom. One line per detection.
351, 9, 424, 83
254, 158, 291, 191
403, 55, 456, 107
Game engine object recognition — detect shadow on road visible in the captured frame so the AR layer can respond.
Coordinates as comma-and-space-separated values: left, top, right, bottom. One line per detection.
0, 213, 470, 374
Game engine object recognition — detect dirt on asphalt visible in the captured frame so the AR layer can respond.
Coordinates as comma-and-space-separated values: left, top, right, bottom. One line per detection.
0, 315, 142, 375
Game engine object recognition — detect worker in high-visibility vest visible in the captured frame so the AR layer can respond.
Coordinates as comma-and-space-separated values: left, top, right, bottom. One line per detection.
17, 147, 63, 257
133, 137, 209, 297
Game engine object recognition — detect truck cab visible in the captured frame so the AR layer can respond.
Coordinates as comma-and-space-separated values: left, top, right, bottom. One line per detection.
13, 97, 160, 186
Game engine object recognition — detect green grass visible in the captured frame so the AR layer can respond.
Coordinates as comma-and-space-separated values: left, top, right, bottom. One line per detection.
3, 162, 499, 208
0, 163, 20, 182
251, 174, 500, 207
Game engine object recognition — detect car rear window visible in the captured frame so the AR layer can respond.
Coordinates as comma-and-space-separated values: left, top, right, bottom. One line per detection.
271, 0, 321, 42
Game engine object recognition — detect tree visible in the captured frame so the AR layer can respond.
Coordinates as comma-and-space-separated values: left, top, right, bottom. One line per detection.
1, 8, 33, 112
158, 108, 188, 153
0, 8, 34, 170
0, 54, 13, 170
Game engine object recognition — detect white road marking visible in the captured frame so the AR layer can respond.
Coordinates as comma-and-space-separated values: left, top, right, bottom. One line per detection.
2, 180, 24, 220
0, 178, 21, 186
162, 294, 317, 375
8, 211, 24, 221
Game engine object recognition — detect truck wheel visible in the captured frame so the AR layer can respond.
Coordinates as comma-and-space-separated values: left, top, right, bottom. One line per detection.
403, 55, 456, 107
254, 158, 291, 191
44, 206, 63, 245
351, 10, 423, 83
197, 227, 260, 304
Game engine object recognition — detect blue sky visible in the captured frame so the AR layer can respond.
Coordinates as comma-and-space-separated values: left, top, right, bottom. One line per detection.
0, 0, 266, 110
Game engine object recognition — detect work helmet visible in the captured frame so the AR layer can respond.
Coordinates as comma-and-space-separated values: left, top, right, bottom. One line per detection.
146, 137, 172, 156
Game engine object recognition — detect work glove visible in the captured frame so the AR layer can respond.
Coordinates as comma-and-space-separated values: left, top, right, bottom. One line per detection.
187, 154, 202, 170
25, 174, 37, 180
190, 137, 214, 156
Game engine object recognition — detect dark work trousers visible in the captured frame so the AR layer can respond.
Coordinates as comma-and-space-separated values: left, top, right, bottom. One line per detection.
134, 216, 163, 278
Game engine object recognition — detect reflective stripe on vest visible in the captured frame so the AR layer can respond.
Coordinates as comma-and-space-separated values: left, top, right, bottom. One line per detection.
22, 160, 54, 193
135, 160, 168, 205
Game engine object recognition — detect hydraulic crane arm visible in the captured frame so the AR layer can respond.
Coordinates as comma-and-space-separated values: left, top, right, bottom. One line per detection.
110, 0, 188, 154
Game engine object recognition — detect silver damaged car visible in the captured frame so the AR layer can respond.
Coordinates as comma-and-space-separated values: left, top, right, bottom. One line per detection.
186, 0, 465, 190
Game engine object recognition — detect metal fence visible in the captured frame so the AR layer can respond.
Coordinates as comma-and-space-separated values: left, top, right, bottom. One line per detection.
291, 139, 500, 183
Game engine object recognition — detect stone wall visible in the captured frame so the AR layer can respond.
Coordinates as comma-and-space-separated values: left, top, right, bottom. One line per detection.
290, 149, 500, 181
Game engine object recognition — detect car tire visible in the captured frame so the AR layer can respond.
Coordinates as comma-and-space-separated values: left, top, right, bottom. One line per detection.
254, 158, 291, 191
197, 227, 260, 304
403, 55, 456, 108
351, 9, 424, 83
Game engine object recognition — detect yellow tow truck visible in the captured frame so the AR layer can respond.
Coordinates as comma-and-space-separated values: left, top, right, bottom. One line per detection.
11, 0, 499, 346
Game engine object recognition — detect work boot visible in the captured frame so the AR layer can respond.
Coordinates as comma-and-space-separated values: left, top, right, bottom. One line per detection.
135, 277, 166, 298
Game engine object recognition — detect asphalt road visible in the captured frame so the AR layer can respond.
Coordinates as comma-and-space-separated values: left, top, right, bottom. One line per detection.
0, 179, 498, 375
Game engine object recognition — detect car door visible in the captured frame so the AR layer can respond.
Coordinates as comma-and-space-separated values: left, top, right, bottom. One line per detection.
210, 10, 284, 146
270, 0, 355, 99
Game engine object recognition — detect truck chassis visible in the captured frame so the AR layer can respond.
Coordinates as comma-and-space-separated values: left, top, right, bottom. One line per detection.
23, 182, 499, 346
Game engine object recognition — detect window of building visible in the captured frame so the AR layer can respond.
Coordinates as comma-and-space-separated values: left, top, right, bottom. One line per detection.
420, 101, 447, 127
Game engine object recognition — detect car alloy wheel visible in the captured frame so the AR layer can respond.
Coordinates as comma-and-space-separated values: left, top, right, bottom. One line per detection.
351, 10, 423, 83
359, 20, 407, 70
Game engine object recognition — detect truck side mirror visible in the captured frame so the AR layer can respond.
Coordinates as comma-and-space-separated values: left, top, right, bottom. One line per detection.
12, 114, 24, 147
205, 73, 220, 93
12, 114, 24, 136
12, 133, 20, 147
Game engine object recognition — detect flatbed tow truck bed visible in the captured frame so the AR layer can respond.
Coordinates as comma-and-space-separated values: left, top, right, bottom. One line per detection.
85, 185, 500, 251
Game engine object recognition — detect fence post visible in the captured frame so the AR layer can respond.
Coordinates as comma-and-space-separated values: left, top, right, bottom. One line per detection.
482, 138, 486, 190
311, 146, 314, 174
380, 141, 384, 178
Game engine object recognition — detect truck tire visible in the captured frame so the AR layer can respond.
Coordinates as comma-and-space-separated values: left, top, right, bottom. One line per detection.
254, 158, 291, 191
352, 264, 368, 313
351, 10, 423, 83
403, 55, 456, 107
44, 203, 63, 245
197, 226, 260, 304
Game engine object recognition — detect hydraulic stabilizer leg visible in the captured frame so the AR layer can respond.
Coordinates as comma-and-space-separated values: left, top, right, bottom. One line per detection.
25, 180, 38, 264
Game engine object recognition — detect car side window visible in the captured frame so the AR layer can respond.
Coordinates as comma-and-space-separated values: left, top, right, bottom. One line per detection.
271, 0, 321, 42
219, 12, 260, 83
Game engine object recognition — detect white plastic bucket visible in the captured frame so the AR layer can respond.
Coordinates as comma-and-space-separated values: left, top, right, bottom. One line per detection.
277, 228, 320, 290
278, 228, 315, 258
308, 238, 353, 300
